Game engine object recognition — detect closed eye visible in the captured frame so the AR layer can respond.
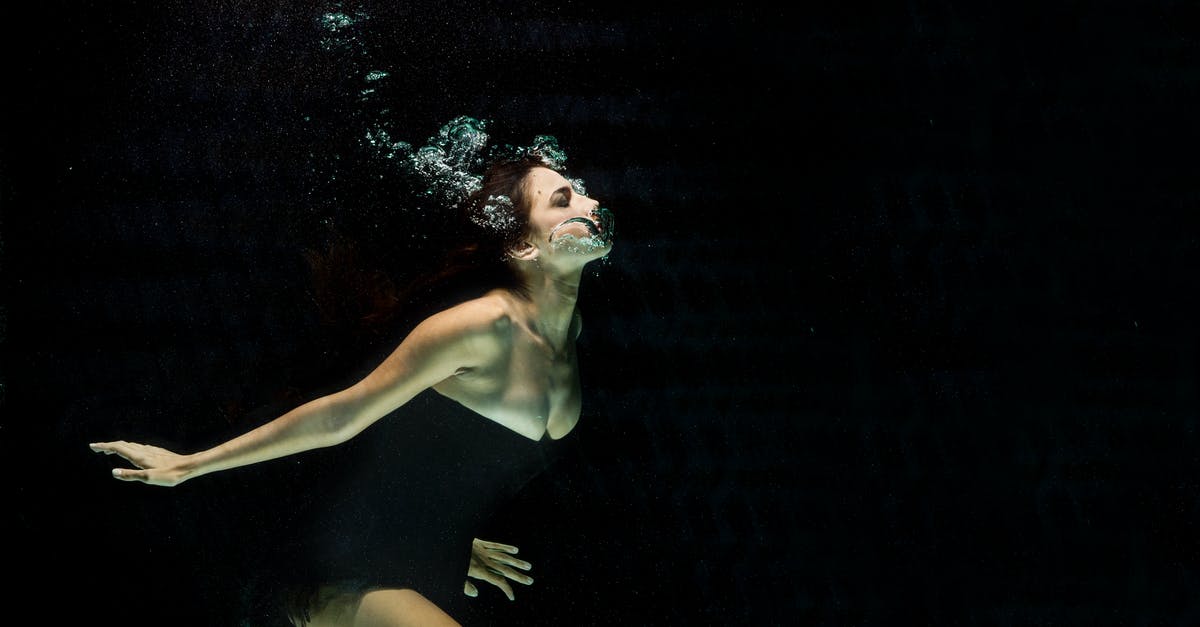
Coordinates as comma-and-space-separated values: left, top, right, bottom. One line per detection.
551, 186, 572, 207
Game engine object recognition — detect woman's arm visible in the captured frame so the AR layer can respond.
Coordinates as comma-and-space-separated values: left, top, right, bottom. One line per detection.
91, 299, 507, 486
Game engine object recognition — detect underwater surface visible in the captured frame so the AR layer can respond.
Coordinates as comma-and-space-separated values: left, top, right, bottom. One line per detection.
4, 1, 1199, 625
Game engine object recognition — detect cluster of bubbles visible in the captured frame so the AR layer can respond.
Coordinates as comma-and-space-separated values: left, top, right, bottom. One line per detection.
472, 194, 518, 232
362, 115, 582, 234
548, 206, 616, 256
313, 5, 607, 245
549, 233, 610, 255
318, 9, 369, 54
320, 11, 354, 30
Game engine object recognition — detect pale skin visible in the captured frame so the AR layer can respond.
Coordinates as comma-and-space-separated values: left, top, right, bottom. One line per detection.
91, 167, 612, 627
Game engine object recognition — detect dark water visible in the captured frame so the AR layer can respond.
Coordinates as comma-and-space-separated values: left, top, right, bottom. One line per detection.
4, 1, 1198, 625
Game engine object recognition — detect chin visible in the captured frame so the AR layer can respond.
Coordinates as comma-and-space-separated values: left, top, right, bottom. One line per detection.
550, 234, 613, 259
585, 239, 614, 258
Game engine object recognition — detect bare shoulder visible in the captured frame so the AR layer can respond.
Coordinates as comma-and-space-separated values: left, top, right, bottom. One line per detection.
431, 294, 509, 328
415, 291, 517, 348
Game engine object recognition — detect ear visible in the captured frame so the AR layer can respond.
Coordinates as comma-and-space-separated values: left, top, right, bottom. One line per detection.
508, 240, 540, 262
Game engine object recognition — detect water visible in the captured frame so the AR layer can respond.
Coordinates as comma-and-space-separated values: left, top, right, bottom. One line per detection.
548, 208, 617, 258
471, 194, 519, 232
315, 5, 600, 241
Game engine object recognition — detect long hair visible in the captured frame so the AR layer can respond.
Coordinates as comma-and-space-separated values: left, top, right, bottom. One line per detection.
302, 153, 555, 347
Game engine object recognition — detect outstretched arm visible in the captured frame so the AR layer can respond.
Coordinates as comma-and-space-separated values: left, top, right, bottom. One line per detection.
91, 300, 506, 486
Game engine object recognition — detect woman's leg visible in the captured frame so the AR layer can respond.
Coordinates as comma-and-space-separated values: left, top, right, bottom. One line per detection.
301, 586, 460, 627
355, 589, 461, 627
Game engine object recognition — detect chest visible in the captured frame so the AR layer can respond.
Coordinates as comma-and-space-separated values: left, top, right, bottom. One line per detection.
435, 335, 582, 441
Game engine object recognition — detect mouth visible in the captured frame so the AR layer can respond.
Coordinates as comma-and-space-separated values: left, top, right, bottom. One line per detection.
548, 207, 616, 247
593, 207, 615, 238
548, 216, 602, 241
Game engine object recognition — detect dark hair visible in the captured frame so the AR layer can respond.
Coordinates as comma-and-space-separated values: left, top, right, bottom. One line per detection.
303, 153, 556, 345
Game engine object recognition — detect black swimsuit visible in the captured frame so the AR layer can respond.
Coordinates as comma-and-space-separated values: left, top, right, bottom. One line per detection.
278, 389, 565, 621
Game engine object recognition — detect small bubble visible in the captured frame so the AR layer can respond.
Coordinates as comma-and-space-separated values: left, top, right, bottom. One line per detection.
528, 135, 567, 168
351, 115, 597, 232
470, 194, 519, 232
549, 234, 613, 258
321, 12, 354, 30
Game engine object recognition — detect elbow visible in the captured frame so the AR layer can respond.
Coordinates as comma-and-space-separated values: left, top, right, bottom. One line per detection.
324, 410, 365, 446
319, 388, 379, 444
306, 395, 358, 446
327, 420, 364, 445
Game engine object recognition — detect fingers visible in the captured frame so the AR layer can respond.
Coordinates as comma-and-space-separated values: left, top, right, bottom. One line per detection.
470, 560, 533, 587
463, 581, 478, 598
471, 537, 532, 580
474, 539, 530, 570
480, 569, 515, 601
111, 467, 149, 482
474, 539, 519, 554
92, 442, 150, 482
89, 441, 145, 466
467, 538, 535, 599
491, 564, 534, 586
490, 553, 532, 572
89, 441, 123, 455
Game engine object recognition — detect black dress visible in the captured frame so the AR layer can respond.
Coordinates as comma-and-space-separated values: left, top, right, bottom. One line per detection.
278, 389, 567, 622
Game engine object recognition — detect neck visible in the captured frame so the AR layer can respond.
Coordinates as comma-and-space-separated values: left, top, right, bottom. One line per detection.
512, 260, 583, 346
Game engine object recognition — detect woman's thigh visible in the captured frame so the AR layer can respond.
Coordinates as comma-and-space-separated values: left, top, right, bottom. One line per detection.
302, 586, 460, 627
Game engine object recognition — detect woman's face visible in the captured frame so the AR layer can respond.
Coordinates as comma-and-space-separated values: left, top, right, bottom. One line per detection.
521, 167, 613, 267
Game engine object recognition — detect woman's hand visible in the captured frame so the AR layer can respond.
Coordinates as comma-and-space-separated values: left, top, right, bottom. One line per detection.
89, 441, 193, 487
464, 538, 534, 601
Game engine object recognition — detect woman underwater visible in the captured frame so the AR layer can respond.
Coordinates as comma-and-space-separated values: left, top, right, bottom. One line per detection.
90, 150, 616, 626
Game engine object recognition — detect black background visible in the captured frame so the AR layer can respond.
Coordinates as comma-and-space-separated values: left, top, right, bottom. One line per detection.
4, 1, 1198, 625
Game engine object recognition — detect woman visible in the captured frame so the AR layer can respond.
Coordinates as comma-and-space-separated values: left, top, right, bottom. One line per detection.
90, 152, 615, 626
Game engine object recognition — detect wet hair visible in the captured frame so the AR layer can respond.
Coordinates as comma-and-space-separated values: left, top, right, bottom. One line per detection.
303, 153, 557, 345
428, 153, 555, 298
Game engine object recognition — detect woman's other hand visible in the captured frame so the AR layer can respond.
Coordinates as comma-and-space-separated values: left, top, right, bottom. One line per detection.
464, 538, 534, 601
89, 441, 193, 486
